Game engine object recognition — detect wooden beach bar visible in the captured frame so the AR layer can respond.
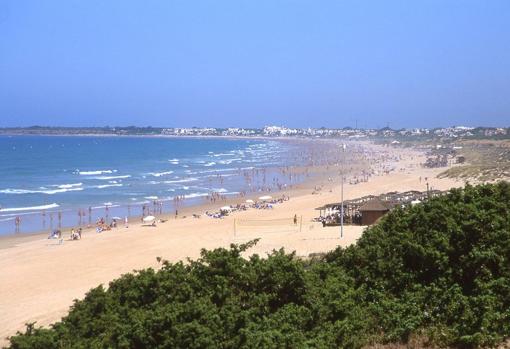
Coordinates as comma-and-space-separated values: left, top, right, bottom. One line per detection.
315, 190, 444, 227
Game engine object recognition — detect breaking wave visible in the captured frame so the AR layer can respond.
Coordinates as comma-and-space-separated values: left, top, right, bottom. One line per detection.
76, 170, 117, 175
0, 203, 60, 212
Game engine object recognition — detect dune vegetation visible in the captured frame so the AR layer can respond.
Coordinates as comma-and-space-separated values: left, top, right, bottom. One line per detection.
8, 182, 510, 348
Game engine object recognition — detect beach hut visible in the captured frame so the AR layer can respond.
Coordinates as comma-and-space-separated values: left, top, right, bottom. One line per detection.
359, 198, 391, 225
315, 205, 328, 217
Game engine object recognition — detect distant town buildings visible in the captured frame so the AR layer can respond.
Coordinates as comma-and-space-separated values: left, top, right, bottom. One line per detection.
1, 125, 508, 141
159, 125, 508, 140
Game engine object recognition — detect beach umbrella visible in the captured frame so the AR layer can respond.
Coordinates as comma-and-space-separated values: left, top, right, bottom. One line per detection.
245, 199, 254, 204
143, 215, 156, 222
112, 216, 122, 220
220, 206, 232, 211
258, 195, 272, 201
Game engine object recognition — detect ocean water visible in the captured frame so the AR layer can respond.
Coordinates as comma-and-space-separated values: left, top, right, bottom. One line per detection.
0, 135, 306, 235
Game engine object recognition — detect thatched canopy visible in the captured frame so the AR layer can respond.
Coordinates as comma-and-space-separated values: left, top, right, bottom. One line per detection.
359, 198, 392, 212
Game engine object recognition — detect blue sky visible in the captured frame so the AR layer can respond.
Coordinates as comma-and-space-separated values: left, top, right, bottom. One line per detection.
0, 0, 509, 129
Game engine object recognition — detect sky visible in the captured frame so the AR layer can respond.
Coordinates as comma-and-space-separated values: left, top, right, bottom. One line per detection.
0, 0, 509, 129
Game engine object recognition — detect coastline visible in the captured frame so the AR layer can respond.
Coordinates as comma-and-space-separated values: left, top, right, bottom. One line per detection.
0, 136, 359, 237
0, 132, 324, 141
0, 154, 352, 245
0, 178, 315, 248
0, 142, 465, 345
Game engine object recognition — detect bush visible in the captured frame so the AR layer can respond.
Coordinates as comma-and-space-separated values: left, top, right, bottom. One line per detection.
8, 182, 510, 348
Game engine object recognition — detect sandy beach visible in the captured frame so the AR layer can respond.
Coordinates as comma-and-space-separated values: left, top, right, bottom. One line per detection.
0, 146, 463, 345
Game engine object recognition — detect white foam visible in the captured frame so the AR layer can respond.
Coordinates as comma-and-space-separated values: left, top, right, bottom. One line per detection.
54, 183, 83, 189
44, 187, 84, 194
0, 203, 60, 212
185, 192, 208, 199
218, 158, 242, 165
0, 189, 34, 194
0, 187, 83, 195
163, 178, 199, 184
213, 153, 237, 157
145, 196, 158, 200
95, 184, 123, 189
148, 171, 174, 177
77, 170, 117, 175
93, 175, 131, 180
204, 162, 216, 167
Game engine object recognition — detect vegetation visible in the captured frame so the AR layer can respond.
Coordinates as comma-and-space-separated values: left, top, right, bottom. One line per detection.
8, 182, 510, 348
439, 140, 510, 181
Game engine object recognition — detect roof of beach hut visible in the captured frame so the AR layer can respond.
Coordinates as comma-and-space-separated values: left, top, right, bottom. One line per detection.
359, 198, 392, 212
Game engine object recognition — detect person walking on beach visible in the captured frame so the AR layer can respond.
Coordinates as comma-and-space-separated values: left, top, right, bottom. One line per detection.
293, 214, 297, 225
125, 216, 129, 228
175, 210, 178, 219
15, 216, 21, 233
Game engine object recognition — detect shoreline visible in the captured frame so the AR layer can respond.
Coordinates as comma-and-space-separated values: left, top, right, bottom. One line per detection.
0, 154, 356, 247
0, 132, 332, 141
0, 180, 311, 248
0, 139, 439, 248
0, 136, 362, 237
0, 143, 467, 345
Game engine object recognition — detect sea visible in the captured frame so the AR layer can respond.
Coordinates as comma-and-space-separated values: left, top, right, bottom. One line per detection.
0, 135, 308, 235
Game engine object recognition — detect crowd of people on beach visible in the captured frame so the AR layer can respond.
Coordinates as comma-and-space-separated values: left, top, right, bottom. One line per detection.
32, 140, 426, 241
48, 227, 82, 243
204, 195, 290, 219
314, 212, 362, 227
47, 216, 122, 243
95, 217, 111, 233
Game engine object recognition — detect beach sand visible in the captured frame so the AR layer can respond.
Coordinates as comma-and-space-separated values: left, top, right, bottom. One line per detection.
0, 147, 463, 345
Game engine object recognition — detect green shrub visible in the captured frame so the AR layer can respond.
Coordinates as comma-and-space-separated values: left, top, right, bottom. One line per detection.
8, 182, 510, 348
